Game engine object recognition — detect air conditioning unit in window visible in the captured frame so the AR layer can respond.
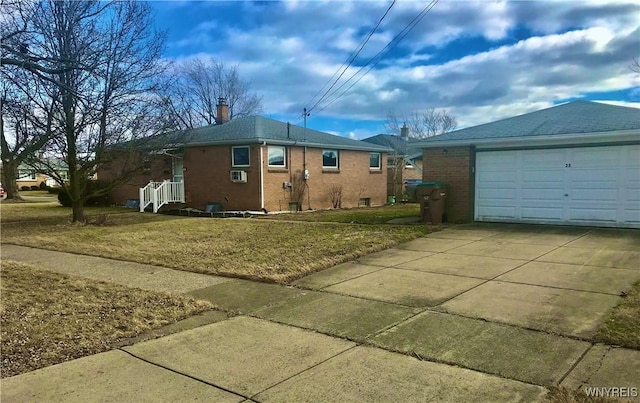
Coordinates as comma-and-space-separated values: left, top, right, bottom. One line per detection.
230, 170, 247, 183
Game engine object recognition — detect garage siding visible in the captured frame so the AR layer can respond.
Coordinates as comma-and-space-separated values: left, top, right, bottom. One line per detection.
475, 144, 640, 228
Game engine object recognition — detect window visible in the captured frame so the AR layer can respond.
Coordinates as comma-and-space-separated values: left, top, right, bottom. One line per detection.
232, 146, 250, 167
268, 146, 286, 167
17, 169, 36, 180
322, 149, 339, 169
369, 152, 381, 170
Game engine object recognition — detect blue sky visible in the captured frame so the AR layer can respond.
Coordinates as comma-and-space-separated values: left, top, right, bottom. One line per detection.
151, 0, 640, 139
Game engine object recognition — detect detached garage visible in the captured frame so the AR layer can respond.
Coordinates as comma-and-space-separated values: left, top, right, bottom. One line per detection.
418, 101, 640, 228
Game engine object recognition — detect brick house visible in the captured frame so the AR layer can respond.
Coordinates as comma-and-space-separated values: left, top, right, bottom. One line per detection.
102, 102, 390, 212
362, 130, 422, 199
415, 101, 640, 228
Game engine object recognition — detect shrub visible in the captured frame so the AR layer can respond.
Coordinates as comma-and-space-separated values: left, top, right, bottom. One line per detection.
57, 181, 110, 207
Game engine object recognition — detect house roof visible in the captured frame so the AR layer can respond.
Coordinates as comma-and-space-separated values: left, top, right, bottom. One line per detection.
415, 101, 640, 148
157, 115, 390, 152
361, 134, 419, 155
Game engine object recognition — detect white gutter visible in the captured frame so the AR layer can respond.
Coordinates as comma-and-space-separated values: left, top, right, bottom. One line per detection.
417, 129, 640, 149
259, 142, 265, 210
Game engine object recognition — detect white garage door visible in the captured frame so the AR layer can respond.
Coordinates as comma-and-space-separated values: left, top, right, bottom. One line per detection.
475, 144, 640, 228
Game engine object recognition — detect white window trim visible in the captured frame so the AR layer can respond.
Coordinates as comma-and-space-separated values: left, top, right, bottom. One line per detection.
369, 152, 381, 170
267, 145, 287, 168
18, 170, 37, 180
232, 146, 250, 167
322, 149, 339, 169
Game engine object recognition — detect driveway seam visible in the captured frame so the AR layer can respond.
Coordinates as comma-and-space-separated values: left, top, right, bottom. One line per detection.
390, 265, 498, 281
488, 279, 628, 297
431, 232, 600, 308
532, 258, 640, 272
248, 344, 359, 400
428, 259, 531, 308
118, 348, 255, 401
300, 265, 389, 290
290, 284, 421, 309
557, 343, 595, 387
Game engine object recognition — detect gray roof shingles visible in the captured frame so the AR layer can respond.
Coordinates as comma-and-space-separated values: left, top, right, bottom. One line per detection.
158, 116, 390, 152
417, 101, 640, 145
362, 134, 422, 157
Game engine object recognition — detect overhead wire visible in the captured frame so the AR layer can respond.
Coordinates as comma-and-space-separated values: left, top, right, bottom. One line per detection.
311, 0, 440, 116
304, 0, 396, 114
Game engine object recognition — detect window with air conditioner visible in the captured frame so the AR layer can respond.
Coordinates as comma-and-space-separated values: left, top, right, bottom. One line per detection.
230, 170, 247, 183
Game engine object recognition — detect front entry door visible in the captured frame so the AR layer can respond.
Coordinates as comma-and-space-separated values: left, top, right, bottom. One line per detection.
172, 156, 184, 182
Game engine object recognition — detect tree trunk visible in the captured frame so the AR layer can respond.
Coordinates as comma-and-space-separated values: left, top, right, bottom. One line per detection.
71, 201, 84, 222
1, 159, 21, 200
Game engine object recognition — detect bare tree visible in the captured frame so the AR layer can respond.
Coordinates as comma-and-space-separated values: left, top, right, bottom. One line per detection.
0, 57, 60, 200
631, 57, 640, 74
384, 108, 457, 139
3, 1, 167, 221
161, 58, 263, 130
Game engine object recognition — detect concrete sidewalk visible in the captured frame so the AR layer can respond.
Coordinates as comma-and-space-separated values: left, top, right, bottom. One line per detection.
2, 223, 640, 401
1, 244, 230, 293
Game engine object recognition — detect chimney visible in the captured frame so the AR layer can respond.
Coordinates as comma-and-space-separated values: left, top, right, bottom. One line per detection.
215, 97, 229, 125
400, 123, 409, 140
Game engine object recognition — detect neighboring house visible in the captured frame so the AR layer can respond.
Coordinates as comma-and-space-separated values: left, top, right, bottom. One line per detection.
16, 166, 49, 189
414, 101, 640, 228
1, 160, 69, 190
362, 128, 422, 199
101, 103, 390, 212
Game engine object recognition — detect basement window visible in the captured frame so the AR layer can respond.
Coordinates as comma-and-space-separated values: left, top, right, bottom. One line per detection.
232, 146, 250, 167
322, 149, 339, 169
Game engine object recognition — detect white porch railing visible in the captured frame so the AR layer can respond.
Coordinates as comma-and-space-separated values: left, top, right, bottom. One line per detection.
139, 180, 185, 213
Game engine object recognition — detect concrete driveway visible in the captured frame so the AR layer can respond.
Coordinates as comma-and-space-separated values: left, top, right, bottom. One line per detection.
3, 223, 639, 402
292, 223, 640, 388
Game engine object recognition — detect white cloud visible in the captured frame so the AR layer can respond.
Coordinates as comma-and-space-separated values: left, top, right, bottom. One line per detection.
157, 0, 640, 133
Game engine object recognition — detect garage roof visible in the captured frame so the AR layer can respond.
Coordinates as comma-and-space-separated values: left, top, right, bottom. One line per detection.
415, 101, 640, 147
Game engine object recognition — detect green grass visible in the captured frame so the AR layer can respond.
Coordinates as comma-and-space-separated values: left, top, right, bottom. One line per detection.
596, 280, 640, 349
0, 261, 212, 378
262, 203, 422, 224
0, 204, 430, 282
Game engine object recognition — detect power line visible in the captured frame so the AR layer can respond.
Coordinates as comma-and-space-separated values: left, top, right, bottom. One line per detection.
313, 0, 439, 116
305, 0, 396, 114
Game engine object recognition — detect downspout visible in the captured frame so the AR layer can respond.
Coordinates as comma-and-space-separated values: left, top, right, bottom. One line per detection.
260, 142, 265, 210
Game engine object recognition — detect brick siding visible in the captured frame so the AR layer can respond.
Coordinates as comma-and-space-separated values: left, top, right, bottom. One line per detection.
422, 146, 474, 223
102, 145, 387, 212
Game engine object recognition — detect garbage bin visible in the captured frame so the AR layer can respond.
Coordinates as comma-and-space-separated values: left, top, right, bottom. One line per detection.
416, 182, 447, 224
403, 179, 423, 202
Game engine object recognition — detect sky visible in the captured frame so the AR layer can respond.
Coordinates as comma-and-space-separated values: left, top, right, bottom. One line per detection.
151, 0, 640, 139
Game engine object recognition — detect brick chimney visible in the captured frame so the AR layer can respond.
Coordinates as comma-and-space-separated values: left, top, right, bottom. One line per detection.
215, 97, 229, 125
400, 123, 409, 140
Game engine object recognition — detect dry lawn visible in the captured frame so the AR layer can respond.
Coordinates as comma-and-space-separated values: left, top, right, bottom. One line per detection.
0, 261, 212, 378
596, 280, 640, 349
545, 387, 621, 403
0, 201, 129, 223
0, 204, 428, 282
262, 203, 422, 224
